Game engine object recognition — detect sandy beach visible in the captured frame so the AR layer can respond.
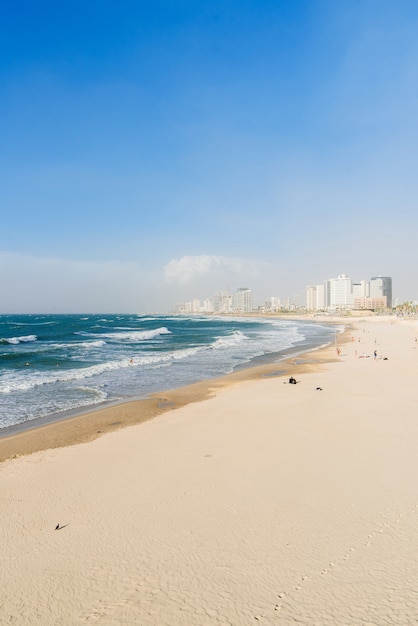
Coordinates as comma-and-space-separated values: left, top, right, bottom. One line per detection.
1, 315, 418, 624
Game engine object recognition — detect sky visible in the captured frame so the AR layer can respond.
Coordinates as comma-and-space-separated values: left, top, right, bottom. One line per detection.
1, 0, 417, 313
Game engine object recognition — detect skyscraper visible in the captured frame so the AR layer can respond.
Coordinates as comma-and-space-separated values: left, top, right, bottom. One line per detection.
324, 274, 353, 309
369, 276, 392, 308
232, 288, 253, 313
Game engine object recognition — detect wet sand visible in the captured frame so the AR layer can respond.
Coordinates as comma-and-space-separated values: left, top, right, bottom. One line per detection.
0, 327, 344, 463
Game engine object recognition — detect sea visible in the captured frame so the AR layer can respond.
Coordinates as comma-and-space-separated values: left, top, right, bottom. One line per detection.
0, 314, 338, 433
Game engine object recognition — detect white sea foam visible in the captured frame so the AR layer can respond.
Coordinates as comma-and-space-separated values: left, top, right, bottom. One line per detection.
9, 321, 56, 326
0, 335, 38, 345
210, 330, 247, 349
51, 340, 107, 350
76, 327, 172, 342
0, 315, 338, 430
0, 348, 194, 394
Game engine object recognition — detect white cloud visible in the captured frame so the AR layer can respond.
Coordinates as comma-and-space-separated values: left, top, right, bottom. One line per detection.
163, 255, 267, 285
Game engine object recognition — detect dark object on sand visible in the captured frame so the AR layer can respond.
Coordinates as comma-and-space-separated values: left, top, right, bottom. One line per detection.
289, 376, 297, 384
316, 387, 323, 391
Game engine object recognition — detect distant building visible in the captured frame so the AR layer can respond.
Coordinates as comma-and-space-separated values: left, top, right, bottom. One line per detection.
213, 291, 232, 313
202, 298, 214, 313
190, 298, 201, 313
264, 296, 281, 312
354, 296, 387, 310
369, 276, 392, 308
324, 274, 353, 309
352, 280, 369, 299
306, 284, 325, 310
232, 287, 253, 313
306, 274, 393, 311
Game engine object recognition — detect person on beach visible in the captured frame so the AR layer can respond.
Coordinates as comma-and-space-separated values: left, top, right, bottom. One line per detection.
288, 376, 297, 384
374, 350, 377, 360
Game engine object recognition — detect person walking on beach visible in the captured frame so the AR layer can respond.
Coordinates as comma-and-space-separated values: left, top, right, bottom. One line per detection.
374, 350, 377, 360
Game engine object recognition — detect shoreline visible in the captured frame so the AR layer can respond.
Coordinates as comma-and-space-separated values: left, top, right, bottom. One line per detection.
0, 323, 348, 463
2, 314, 418, 623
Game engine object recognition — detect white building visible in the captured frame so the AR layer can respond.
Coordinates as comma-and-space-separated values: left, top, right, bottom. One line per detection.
232, 288, 253, 313
306, 274, 393, 311
213, 291, 232, 313
324, 274, 353, 309
191, 298, 201, 313
202, 298, 214, 313
306, 284, 325, 310
352, 280, 369, 299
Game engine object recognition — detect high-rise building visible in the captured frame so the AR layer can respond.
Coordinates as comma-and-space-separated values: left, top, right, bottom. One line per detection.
202, 298, 214, 313
232, 287, 253, 313
306, 274, 393, 311
352, 280, 369, 298
306, 284, 325, 310
263, 296, 281, 312
324, 274, 353, 309
369, 276, 392, 308
213, 291, 232, 313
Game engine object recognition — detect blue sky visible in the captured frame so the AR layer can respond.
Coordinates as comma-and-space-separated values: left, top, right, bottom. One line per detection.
1, 0, 417, 312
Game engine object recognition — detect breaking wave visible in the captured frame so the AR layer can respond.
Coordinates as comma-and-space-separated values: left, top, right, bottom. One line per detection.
0, 335, 38, 345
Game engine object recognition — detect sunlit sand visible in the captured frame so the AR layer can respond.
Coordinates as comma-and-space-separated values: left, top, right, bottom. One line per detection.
1, 315, 418, 624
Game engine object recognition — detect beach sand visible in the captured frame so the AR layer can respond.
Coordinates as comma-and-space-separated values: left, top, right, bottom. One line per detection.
1, 316, 418, 624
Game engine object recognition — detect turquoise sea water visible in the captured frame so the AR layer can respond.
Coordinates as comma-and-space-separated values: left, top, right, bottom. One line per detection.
0, 314, 338, 432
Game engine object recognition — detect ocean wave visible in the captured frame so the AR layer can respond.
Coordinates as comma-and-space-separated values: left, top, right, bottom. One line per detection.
0, 335, 38, 345
50, 339, 107, 351
210, 330, 248, 349
113, 326, 148, 330
76, 327, 172, 342
0, 348, 194, 394
9, 321, 57, 326
79, 340, 107, 348
0, 386, 110, 429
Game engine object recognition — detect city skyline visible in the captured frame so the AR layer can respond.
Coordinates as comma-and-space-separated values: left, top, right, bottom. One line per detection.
174, 272, 396, 314
1, 2, 418, 313
307, 273, 392, 311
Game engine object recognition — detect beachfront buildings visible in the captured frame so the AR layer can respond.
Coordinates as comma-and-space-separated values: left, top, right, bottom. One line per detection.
232, 287, 253, 313
306, 275, 392, 311
306, 284, 325, 311
175, 287, 254, 315
370, 276, 392, 307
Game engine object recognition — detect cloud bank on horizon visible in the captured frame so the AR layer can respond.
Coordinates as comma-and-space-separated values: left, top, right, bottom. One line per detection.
164, 255, 267, 285
1, 0, 417, 312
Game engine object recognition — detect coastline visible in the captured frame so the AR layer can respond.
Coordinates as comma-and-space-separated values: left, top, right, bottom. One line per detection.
2, 314, 418, 623
0, 320, 347, 462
